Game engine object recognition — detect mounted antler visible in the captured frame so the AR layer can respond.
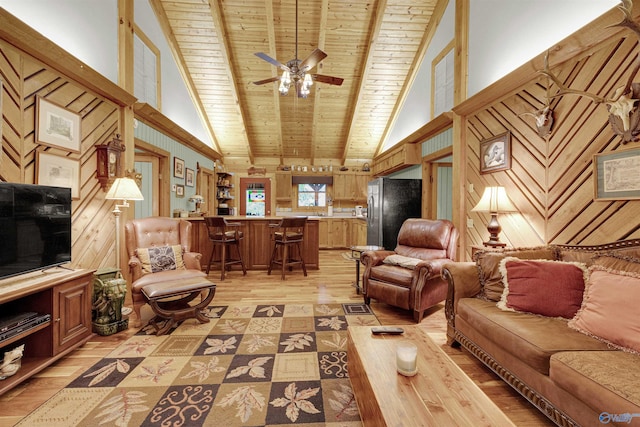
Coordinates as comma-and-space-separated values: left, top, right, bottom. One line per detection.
540, 0, 640, 142
520, 106, 554, 138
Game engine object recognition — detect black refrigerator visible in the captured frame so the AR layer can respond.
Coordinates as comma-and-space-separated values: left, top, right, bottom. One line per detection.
366, 177, 422, 250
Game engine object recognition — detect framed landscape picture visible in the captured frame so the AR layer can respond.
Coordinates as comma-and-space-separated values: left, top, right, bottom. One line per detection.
36, 151, 80, 199
36, 96, 81, 153
593, 147, 640, 200
479, 132, 511, 174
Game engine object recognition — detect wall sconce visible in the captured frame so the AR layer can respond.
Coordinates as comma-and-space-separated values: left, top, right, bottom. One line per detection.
471, 186, 517, 247
105, 177, 144, 270
96, 134, 126, 191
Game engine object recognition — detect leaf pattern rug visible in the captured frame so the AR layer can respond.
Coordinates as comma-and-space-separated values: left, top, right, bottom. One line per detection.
18, 303, 380, 426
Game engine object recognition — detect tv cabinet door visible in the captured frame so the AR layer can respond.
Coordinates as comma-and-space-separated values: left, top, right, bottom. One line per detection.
53, 272, 92, 354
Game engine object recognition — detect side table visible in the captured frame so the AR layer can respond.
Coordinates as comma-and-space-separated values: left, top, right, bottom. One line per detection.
350, 245, 383, 294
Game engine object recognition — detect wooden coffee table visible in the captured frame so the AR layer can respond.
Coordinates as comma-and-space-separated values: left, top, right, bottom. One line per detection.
347, 325, 515, 426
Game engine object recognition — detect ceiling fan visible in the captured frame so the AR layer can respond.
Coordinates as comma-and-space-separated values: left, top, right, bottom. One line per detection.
253, 0, 344, 98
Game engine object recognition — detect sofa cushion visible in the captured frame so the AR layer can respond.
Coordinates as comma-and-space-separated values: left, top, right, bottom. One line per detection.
569, 266, 640, 354
497, 258, 587, 318
132, 268, 206, 292
474, 247, 557, 302
456, 298, 611, 375
137, 244, 185, 274
369, 264, 414, 287
592, 252, 640, 274
382, 254, 422, 270
551, 351, 640, 416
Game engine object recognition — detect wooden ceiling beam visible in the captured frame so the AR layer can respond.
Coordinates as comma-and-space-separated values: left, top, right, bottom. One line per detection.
208, 0, 255, 164
341, 0, 388, 164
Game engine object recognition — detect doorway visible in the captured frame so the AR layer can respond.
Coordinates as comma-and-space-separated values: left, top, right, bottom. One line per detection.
239, 178, 271, 216
423, 151, 453, 220
133, 139, 171, 218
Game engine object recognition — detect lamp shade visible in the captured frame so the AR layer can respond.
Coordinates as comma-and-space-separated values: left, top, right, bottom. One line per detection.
105, 177, 144, 201
471, 186, 516, 213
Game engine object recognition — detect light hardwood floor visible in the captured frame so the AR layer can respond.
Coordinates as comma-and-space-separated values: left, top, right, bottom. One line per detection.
0, 250, 553, 426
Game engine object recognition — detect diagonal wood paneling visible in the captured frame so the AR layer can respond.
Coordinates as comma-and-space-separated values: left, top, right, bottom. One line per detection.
462, 32, 640, 259
0, 39, 125, 273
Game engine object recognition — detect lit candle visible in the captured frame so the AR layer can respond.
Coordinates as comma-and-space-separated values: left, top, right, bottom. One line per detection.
396, 342, 418, 376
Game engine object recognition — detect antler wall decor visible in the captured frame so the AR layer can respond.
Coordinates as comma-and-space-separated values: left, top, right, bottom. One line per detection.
540, 0, 640, 143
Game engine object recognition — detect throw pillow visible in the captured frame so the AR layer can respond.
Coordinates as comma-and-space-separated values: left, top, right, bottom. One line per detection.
568, 265, 640, 354
382, 254, 422, 270
497, 257, 587, 318
136, 244, 185, 274
591, 252, 640, 274
475, 247, 557, 302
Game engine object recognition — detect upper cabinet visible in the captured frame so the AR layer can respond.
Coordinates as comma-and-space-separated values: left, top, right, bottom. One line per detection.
333, 172, 370, 202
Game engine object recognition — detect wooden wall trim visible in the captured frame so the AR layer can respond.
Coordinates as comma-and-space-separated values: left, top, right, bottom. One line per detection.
134, 102, 221, 161
0, 8, 135, 107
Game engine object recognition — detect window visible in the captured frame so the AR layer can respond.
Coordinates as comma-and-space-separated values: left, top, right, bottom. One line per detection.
298, 184, 327, 207
133, 28, 160, 108
432, 42, 454, 118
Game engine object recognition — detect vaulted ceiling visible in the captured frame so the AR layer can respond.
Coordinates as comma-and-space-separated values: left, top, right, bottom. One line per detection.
149, 0, 440, 166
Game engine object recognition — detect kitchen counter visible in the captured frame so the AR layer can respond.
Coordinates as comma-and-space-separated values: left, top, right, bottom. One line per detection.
186, 217, 319, 271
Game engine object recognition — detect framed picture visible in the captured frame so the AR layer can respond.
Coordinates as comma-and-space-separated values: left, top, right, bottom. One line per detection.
36, 151, 80, 199
186, 168, 195, 187
36, 96, 81, 153
176, 184, 185, 197
174, 157, 185, 179
593, 147, 640, 200
480, 132, 511, 174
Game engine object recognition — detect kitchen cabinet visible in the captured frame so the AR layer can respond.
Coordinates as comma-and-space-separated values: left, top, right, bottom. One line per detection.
333, 172, 370, 202
275, 171, 292, 202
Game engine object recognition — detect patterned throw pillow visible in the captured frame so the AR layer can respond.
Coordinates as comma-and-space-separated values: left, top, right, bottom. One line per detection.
569, 265, 640, 354
497, 257, 588, 318
136, 245, 185, 274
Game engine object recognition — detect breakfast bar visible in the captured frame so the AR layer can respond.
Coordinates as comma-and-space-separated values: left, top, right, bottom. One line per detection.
187, 216, 320, 270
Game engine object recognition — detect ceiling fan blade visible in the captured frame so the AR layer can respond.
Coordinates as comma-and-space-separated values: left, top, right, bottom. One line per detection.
299, 48, 327, 72
253, 76, 281, 85
254, 52, 289, 71
312, 74, 344, 86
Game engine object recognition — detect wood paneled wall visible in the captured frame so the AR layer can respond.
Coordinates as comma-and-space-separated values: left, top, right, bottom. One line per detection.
0, 38, 125, 272
457, 10, 640, 260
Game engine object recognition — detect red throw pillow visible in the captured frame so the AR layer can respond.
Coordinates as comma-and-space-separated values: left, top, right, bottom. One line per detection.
497, 257, 587, 318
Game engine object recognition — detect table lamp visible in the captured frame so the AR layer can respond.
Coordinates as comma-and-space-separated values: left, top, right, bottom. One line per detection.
471, 186, 517, 247
105, 177, 144, 269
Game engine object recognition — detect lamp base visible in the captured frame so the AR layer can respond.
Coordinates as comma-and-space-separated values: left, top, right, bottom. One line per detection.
484, 213, 507, 248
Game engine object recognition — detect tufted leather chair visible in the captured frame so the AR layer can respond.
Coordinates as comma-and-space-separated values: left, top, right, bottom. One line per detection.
361, 218, 458, 322
125, 217, 205, 327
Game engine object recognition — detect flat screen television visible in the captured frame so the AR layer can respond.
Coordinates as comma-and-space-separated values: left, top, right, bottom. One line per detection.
0, 182, 72, 280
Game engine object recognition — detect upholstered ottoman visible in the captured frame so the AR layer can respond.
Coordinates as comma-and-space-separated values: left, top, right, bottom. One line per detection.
141, 277, 216, 335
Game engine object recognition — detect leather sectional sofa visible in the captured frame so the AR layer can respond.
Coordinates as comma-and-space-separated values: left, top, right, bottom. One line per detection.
443, 240, 640, 427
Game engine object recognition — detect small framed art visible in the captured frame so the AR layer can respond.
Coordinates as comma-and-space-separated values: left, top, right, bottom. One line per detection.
174, 157, 185, 179
176, 184, 185, 197
480, 132, 511, 174
186, 168, 195, 187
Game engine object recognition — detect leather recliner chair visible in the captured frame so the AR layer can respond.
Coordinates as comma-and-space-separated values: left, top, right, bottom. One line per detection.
125, 217, 206, 327
361, 218, 458, 322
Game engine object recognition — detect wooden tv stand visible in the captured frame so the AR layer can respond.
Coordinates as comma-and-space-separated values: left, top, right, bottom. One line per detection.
0, 268, 94, 395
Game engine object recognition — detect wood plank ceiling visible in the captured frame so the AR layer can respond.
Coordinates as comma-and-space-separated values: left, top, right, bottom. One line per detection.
149, 0, 438, 166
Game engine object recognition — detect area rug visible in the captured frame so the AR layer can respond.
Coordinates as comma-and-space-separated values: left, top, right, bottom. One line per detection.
18, 303, 380, 426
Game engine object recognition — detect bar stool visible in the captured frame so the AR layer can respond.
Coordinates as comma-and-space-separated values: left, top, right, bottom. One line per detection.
268, 216, 308, 280
204, 216, 247, 280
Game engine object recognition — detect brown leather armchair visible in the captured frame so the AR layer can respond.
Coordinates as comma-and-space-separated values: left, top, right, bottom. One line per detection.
125, 217, 206, 327
361, 218, 458, 322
